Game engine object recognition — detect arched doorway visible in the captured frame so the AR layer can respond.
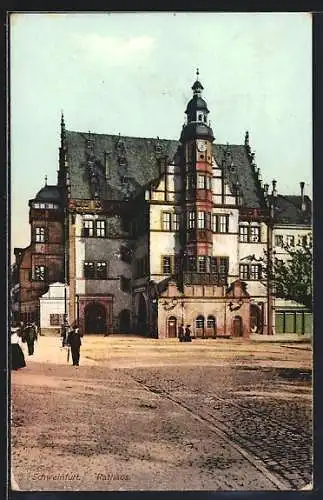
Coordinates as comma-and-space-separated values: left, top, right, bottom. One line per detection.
250, 304, 262, 334
119, 309, 131, 333
232, 315, 243, 337
168, 316, 177, 338
137, 293, 148, 334
84, 302, 106, 334
207, 315, 217, 338
195, 315, 205, 338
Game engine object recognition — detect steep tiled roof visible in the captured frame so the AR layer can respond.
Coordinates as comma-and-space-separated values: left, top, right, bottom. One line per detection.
65, 130, 264, 208
274, 195, 312, 225
66, 130, 179, 201
212, 144, 264, 208
35, 185, 62, 201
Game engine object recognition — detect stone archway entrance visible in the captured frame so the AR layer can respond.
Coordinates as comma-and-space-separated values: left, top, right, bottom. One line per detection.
167, 316, 177, 338
84, 302, 106, 334
232, 315, 243, 337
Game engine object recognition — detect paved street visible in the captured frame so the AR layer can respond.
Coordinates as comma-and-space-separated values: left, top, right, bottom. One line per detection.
11, 336, 312, 491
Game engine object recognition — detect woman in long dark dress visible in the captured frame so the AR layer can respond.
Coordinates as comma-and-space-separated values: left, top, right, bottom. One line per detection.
11, 328, 26, 370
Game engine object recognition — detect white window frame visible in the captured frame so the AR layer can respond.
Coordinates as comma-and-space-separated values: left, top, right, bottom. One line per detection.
173, 213, 180, 231
250, 264, 261, 280
239, 225, 249, 242
35, 227, 45, 243
96, 220, 106, 238
34, 265, 46, 281
250, 226, 260, 243
188, 211, 195, 229
83, 220, 94, 237
197, 256, 207, 273
239, 264, 249, 280
218, 215, 228, 233
162, 256, 172, 274
197, 174, 206, 189
198, 211, 206, 229
162, 212, 171, 231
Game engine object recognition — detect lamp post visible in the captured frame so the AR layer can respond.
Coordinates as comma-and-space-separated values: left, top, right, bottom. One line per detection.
265, 180, 277, 335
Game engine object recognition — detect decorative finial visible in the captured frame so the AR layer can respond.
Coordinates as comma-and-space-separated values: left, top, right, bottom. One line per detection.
60, 110, 66, 144
45, 175, 48, 186
196, 68, 199, 79
244, 130, 249, 147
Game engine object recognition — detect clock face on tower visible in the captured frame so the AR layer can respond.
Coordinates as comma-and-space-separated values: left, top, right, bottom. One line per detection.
197, 140, 207, 152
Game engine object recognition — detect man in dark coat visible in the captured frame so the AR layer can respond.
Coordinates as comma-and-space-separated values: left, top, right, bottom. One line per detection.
178, 324, 185, 342
67, 323, 82, 366
23, 323, 37, 355
184, 325, 192, 342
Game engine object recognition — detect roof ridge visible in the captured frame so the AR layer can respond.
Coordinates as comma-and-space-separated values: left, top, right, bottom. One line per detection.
65, 129, 180, 143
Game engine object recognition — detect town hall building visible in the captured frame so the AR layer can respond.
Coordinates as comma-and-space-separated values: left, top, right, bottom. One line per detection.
12, 73, 312, 338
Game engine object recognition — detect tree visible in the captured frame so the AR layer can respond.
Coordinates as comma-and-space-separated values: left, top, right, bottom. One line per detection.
268, 239, 312, 310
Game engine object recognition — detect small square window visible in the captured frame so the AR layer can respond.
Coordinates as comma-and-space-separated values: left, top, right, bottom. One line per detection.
188, 211, 195, 230
173, 213, 180, 231
162, 212, 171, 231
197, 174, 206, 189
34, 265, 46, 281
275, 235, 284, 247
218, 215, 229, 233
239, 264, 249, 280
250, 264, 261, 280
198, 211, 206, 229
84, 261, 95, 279
239, 226, 249, 242
35, 227, 45, 243
198, 256, 207, 273
162, 256, 172, 274
250, 226, 260, 242
83, 220, 94, 237
96, 262, 107, 279
286, 235, 295, 247
96, 220, 106, 238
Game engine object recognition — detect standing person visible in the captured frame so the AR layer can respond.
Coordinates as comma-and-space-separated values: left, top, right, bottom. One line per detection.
67, 322, 82, 367
184, 324, 192, 342
60, 318, 69, 347
32, 322, 39, 340
178, 323, 185, 342
23, 323, 37, 355
11, 324, 26, 370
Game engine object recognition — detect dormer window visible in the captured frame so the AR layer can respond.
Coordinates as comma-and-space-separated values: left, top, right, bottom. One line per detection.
197, 112, 204, 121
118, 157, 127, 167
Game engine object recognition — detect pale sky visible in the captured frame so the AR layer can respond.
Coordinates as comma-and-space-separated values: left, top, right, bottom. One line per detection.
10, 12, 312, 256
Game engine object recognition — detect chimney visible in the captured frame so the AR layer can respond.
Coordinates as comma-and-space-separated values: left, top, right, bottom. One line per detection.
300, 181, 306, 212
272, 179, 277, 197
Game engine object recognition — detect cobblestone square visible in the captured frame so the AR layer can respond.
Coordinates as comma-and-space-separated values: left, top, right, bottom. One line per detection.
11, 336, 312, 491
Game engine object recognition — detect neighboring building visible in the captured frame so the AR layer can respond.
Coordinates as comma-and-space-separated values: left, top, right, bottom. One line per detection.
271, 184, 312, 335
39, 282, 69, 335
12, 184, 65, 325
11, 73, 312, 337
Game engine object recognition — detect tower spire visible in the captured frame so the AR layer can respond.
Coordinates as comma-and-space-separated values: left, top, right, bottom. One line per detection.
60, 110, 66, 146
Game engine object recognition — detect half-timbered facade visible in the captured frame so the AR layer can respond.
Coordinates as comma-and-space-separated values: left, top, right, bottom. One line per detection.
12, 73, 312, 337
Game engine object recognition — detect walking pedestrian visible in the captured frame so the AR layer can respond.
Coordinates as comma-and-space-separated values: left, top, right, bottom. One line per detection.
67, 322, 82, 367
23, 322, 37, 355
